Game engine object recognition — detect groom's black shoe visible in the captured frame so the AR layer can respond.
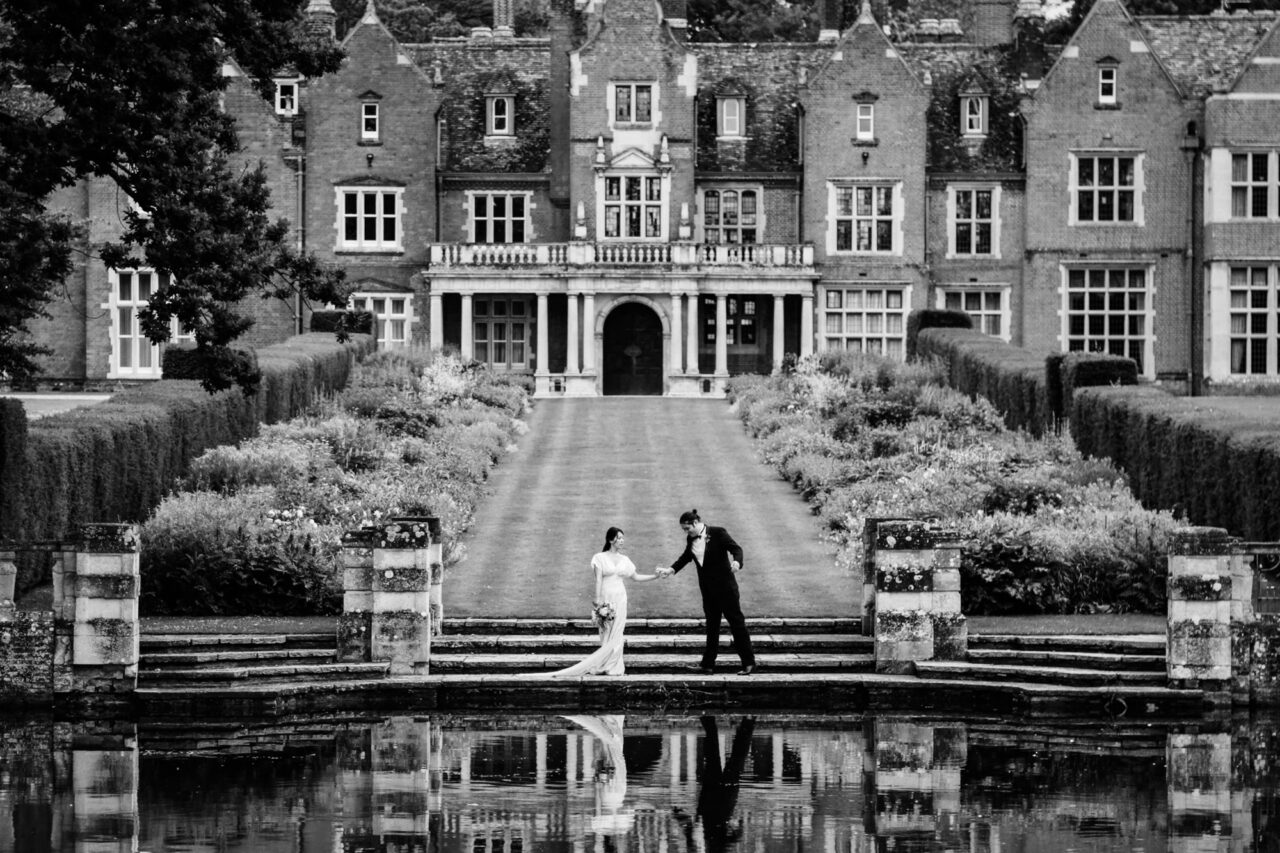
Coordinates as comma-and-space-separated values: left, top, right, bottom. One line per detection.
688, 664, 715, 674
737, 664, 756, 676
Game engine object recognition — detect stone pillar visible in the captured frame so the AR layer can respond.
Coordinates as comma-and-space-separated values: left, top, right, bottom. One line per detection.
869, 519, 966, 674
426, 517, 445, 636
371, 519, 434, 676
773, 294, 786, 370
669, 292, 683, 375
714, 294, 728, 379
0, 549, 14, 610
1167, 731, 1232, 853
800, 294, 814, 357
69, 524, 140, 695
429, 290, 444, 351
686, 293, 699, 375
338, 528, 377, 662
582, 291, 596, 374
535, 291, 550, 391
1167, 527, 1234, 692
567, 292, 580, 374
461, 292, 474, 360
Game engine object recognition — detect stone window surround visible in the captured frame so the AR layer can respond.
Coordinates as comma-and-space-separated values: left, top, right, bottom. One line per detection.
1060, 263, 1155, 378
349, 290, 416, 350
945, 184, 1001, 258
596, 171, 670, 240
820, 282, 912, 359
466, 190, 532, 244
716, 95, 745, 139
826, 179, 903, 256
697, 185, 764, 245
1068, 150, 1144, 226
935, 284, 1012, 342
334, 186, 404, 252
486, 94, 515, 138
103, 268, 193, 380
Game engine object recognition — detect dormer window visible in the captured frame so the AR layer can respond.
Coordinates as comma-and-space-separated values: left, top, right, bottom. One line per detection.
961, 94, 987, 137
1098, 65, 1118, 105
717, 96, 745, 138
487, 95, 514, 137
855, 103, 874, 141
361, 102, 380, 141
275, 79, 300, 117
613, 83, 653, 125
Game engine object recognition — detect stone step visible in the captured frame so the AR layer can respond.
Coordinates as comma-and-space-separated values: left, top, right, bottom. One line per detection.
137, 661, 389, 687
140, 633, 333, 651
966, 648, 1166, 671
429, 652, 876, 674
968, 633, 1166, 653
141, 648, 336, 669
432, 632, 871, 653
913, 661, 1167, 686
437, 617, 863, 636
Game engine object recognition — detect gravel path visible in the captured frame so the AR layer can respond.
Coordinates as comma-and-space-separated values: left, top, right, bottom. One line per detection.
448, 397, 852, 619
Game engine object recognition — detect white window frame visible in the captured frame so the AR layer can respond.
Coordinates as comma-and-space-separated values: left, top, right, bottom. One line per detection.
1231, 152, 1274, 220
1098, 66, 1118, 105
1228, 266, 1278, 375
106, 269, 191, 379
350, 292, 415, 350
361, 102, 380, 141
1062, 265, 1154, 377
698, 187, 763, 245
275, 78, 300, 117
855, 103, 874, 141
717, 96, 745, 138
1070, 152, 1143, 225
821, 284, 911, 360
335, 187, 404, 252
486, 95, 514, 137
468, 191, 530, 243
611, 82, 654, 126
828, 181, 902, 255
961, 95, 987, 137
598, 172, 668, 240
947, 185, 1000, 258
936, 286, 1011, 341
472, 297, 531, 370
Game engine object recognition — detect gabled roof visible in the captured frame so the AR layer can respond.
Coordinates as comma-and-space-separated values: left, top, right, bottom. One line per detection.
808, 0, 924, 90
1138, 12, 1278, 99
1037, 0, 1180, 100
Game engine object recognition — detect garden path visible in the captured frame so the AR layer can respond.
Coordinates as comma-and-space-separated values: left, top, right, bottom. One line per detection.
449, 397, 852, 618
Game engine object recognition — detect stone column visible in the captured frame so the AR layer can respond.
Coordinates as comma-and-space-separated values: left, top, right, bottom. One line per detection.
800, 294, 814, 357
371, 519, 434, 676
535, 291, 550, 388
714, 293, 728, 377
0, 549, 14, 610
686, 293, 699, 375
669, 292, 683, 375
70, 524, 140, 696
869, 519, 966, 674
426, 517, 445, 636
429, 290, 444, 351
338, 528, 377, 662
567, 292, 580, 374
461, 293, 474, 360
1167, 527, 1233, 692
582, 291, 597, 374
773, 294, 786, 369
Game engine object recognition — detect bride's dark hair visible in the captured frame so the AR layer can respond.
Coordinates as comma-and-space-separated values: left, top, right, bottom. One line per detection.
603, 526, 624, 551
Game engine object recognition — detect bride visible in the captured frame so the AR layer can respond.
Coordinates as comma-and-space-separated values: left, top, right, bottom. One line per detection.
549, 527, 662, 677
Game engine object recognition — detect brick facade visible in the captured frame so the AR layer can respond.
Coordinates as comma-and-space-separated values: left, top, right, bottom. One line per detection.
21, 0, 1280, 395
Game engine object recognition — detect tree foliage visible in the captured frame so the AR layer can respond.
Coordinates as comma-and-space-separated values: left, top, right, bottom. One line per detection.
689, 0, 818, 41
0, 0, 347, 392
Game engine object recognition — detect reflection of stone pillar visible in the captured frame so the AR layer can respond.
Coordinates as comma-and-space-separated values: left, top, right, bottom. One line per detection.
714, 294, 728, 377
567, 292, 580, 374
59, 721, 139, 853
339, 718, 432, 851
868, 719, 965, 845
72, 524, 140, 696
1167, 527, 1233, 691
669, 292, 683, 375
338, 528, 377, 662
1167, 731, 1232, 853
686, 294, 699, 376
429, 290, 444, 351
371, 519, 434, 676
773, 294, 786, 369
461, 293, 474, 360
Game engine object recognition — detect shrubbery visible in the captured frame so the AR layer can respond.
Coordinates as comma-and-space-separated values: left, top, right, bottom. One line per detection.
727, 352, 1182, 615
140, 348, 530, 615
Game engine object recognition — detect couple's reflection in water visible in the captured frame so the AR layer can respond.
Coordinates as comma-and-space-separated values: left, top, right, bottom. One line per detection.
564, 713, 755, 852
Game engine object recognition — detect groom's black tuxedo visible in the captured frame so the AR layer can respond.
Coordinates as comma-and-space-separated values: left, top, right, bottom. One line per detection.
670, 525, 755, 669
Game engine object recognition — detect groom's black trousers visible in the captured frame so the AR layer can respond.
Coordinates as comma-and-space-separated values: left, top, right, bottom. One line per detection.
698, 579, 755, 668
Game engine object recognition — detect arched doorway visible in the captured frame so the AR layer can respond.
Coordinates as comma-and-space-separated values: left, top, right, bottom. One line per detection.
603, 302, 663, 395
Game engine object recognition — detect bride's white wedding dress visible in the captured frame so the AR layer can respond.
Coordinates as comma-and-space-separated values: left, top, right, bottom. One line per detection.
550, 551, 635, 676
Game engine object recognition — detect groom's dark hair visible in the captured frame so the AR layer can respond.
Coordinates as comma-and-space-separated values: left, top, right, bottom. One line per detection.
603, 526, 624, 551
678, 509, 700, 524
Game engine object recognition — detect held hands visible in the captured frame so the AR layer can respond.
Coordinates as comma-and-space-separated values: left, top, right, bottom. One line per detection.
654, 566, 673, 579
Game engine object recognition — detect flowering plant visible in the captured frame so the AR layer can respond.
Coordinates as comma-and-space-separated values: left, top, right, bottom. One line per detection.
592, 601, 616, 626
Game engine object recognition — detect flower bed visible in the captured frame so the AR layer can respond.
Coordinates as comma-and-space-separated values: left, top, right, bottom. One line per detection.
727, 352, 1182, 615
140, 349, 530, 615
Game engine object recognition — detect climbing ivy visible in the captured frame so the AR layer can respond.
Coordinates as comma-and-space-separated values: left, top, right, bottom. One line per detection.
925, 48, 1025, 173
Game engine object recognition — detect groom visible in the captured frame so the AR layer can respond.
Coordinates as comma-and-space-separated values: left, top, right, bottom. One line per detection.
657, 509, 756, 675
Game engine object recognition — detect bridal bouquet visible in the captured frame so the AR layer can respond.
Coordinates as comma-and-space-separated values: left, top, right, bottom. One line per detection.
592, 601, 616, 626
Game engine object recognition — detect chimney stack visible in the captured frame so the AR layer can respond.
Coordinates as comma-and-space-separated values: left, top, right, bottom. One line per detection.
818, 0, 841, 40
493, 0, 515, 37
305, 0, 337, 41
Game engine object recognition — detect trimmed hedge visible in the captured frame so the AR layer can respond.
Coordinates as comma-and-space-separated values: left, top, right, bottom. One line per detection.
1072, 388, 1280, 540
0, 398, 26, 543
916, 327, 1054, 436
1, 333, 375, 543
906, 308, 972, 360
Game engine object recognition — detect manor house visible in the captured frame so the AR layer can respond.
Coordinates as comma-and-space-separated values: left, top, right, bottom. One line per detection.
32, 0, 1280, 396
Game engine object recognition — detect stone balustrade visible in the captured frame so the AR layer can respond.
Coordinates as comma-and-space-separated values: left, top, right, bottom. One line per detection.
866, 519, 967, 674
428, 241, 814, 269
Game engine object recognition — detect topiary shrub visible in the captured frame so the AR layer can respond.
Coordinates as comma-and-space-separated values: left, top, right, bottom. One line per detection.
907, 308, 972, 361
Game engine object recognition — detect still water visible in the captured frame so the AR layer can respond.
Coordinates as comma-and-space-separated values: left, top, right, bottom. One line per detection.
2, 712, 1278, 852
